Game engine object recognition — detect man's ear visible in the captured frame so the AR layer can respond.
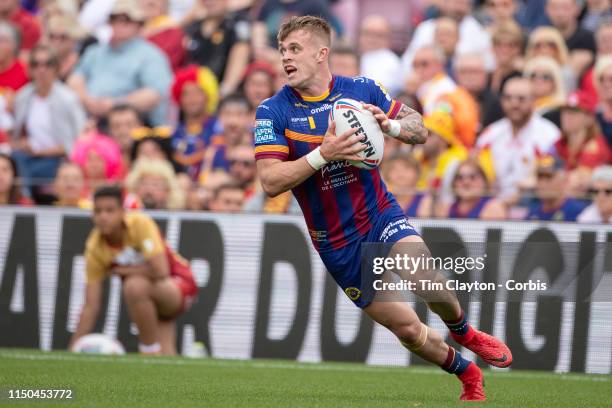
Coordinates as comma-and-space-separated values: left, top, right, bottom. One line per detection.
317, 46, 330, 63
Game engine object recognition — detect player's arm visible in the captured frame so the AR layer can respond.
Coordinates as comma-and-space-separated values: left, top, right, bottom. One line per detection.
363, 102, 428, 145
68, 279, 103, 350
258, 122, 362, 197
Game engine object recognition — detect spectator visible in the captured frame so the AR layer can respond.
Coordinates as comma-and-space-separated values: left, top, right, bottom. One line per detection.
45, 14, 85, 82
581, 0, 612, 33
525, 154, 588, 221
0, 0, 41, 52
595, 56, 612, 147
438, 158, 507, 220
434, 17, 460, 76
188, 169, 233, 210
523, 56, 567, 115
525, 26, 575, 92
0, 152, 32, 205
477, 77, 561, 203
454, 52, 504, 129
0, 22, 28, 94
130, 126, 178, 170
577, 165, 612, 222
489, 21, 523, 95
358, 15, 402, 96
482, 0, 520, 31
208, 182, 244, 213
170, 65, 219, 180
69, 0, 173, 126
207, 94, 252, 164
71, 131, 124, 196
11, 44, 86, 199
578, 20, 612, 102
329, 43, 360, 78
546, 0, 596, 77
242, 60, 276, 113
53, 161, 91, 208
382, 153, 433, 218
125, 158, 185, 209
107, 104, 144, 169
401, 0, 494, 79
243, 189, 300, 214
140, 0, 185, 71
184, 0, 250, 97
226, 144, 256, 199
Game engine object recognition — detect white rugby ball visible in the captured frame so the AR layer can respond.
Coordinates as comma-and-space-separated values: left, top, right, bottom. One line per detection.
330, 98, 385, 169
72, 333, 126, 355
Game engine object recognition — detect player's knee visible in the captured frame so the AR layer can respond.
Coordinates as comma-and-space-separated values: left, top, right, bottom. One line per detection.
392, 320, 423, 345
122, 276, 151, 301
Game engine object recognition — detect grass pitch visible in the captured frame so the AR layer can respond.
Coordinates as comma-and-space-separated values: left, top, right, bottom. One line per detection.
0, 348, 609, 407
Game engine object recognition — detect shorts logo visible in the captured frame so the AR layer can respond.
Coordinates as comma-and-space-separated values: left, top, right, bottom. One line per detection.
255, 119, 276, 143
345, 287, 362, 301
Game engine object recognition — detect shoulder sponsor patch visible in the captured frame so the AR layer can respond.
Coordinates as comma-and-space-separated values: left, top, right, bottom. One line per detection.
255, 119, 276, 144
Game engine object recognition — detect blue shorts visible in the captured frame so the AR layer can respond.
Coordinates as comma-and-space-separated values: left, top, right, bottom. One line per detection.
318, 204, 420, 308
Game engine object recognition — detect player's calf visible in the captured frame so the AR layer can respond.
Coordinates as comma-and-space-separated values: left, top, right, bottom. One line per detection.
122, 275, 162, 355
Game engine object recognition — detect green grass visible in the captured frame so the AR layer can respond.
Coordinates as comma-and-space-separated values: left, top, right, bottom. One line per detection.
0, 348, 609, 407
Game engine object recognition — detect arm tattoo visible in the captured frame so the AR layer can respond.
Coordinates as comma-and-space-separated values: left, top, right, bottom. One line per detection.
394, 104, 428, 145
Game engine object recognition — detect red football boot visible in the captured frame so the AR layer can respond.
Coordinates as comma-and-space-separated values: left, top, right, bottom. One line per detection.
452, 330, 513, 368
458, 362, 486, 401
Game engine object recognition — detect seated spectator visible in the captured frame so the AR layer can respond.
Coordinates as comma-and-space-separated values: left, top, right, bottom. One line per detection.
140, 0, 185, 71
381, 153, 433, 218
125, 158, 185, 210
170, 65, 219, 180
482, 0, 520, 31
107, 104, 144, 169
578, 20, 612, 104
208, 182, 245, 213
329, 43, 360, 78
0, 0, 41, 52
358, 15, 402, 96
0, 153, 32, 205
525, 27, 575, 93
45, 14, 85, 82
53, 161, 91, 208
489, 21, 523, 95
438, 159, 507, 220
0, 22, 28, 95
525, 154, 588, 221
186, 169, 233, 210
581, 0, 612, 33
477, 77, 561, 203
11, 44, 86, 200
226, 144, 256, 199
434, 17, 460, 77
131, 126, 181, 172
242, 60, 276, 114
184, 0, 250, 97
68, 0, 173, 126
524, 56, 567, 115
595, 55, 612, 147
578, 165, 612, 223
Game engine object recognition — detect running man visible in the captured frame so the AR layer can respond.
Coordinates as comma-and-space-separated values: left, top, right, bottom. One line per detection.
69, 186, 198, 355
254, 16, 512, 401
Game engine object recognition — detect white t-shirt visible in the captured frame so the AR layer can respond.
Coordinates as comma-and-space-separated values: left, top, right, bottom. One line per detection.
476, 115, 560, 199
360, 49, 403, 97
577, 203, 612, 223
26, 96, 57, 153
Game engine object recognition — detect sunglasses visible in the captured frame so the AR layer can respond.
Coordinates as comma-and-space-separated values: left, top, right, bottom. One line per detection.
230, 159, 255, 167
533, 41, 557, 49
31, 59, 55, 68
529, 72, 553, 82
109, 14, 136, 24
49, 32, 70, 41
456, 172, 479, 182
413, 60, 432, 69
588, 188, 612, 196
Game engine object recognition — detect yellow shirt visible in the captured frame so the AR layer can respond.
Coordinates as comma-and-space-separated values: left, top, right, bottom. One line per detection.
84, 212, 165, 283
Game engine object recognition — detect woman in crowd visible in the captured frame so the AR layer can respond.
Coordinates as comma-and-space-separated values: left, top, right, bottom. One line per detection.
525, 27, 576, 92
52, 161, 91, 208
489, 21, 524, 95
125, 158, 185, 210
0, 153, 32, 206
595, 56, 612, 147
578, 165, 612, 223
523, 56, 567, 115
382, 153, 433, 218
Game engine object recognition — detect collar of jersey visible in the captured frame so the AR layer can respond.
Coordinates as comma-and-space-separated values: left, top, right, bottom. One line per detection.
292, 76, 335, 102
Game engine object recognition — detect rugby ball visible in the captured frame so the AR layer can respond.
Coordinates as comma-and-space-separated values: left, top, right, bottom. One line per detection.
330, 98, 385, 169
72, 333, 126, 355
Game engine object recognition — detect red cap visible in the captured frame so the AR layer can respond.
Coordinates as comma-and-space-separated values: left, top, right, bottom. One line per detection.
565, 90, 597, 115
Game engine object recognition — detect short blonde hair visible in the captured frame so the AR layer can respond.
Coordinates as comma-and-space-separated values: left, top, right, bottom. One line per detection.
526, 26, 569, 65
277, 15, 332, 46
594, 55, 612, 92
492, 20, 524, 46
524, 56, 567, 103
125, 159, 185, 210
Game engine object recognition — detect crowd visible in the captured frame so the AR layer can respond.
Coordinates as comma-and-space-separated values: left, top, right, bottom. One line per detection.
0, 0, 610, 223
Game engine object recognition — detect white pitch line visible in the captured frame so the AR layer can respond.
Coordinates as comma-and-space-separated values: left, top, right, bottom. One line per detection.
0, 352, 609, 383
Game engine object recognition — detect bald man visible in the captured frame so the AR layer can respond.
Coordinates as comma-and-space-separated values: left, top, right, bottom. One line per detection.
359, 15, 402, 95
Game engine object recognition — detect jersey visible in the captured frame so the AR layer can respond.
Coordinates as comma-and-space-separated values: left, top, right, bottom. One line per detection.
525, 198, 588, 222
254, 76, 402, 252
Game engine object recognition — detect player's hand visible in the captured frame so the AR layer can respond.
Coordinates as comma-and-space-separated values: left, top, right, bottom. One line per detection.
320, 121, 364, 162
362, 103, 392, 134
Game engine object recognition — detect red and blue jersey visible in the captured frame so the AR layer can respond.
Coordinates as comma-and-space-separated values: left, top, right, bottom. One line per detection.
254, 76, 402, 252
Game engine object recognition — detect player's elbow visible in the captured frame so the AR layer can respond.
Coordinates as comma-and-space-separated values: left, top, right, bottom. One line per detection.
261, 180, 282, 198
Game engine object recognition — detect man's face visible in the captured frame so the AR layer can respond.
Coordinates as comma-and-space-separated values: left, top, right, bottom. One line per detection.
487, 0, 517, 22
180, 82, 207, 118
591, 179, 612, 216
330, 52, 359, 77
501, 79, 534, 125
434, 20, 459, 56
136, 174, 170, 209
455, 58, 488, 94
227, 145, 256, 186
536, 169, 565, 199
110, 14, 141, 43
109, 110, 140, 152
546, 0, 578, 30
385, 160, 418, 191
597, 26, 612, 55
93, 197, 124, 236
210, 188, 244, 213
279, 29, 326, 89
412, 49, 443, 82
219, 103, 250, 145
48, 28, 75, 57
244, 71, 273, 109
30, 50, 58, 88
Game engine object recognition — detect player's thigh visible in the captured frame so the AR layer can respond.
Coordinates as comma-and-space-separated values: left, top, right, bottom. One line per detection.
363, 300, 421, 331
151, 278, 183, 317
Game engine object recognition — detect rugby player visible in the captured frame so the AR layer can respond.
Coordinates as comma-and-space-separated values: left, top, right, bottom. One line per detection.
254, 16, 512, 401
69, 186, 198, 355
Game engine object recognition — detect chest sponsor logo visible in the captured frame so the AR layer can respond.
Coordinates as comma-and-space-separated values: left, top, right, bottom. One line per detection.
320, 160, 358, 191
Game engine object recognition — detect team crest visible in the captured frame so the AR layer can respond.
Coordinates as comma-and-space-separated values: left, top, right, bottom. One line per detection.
345, 287, 362, 301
